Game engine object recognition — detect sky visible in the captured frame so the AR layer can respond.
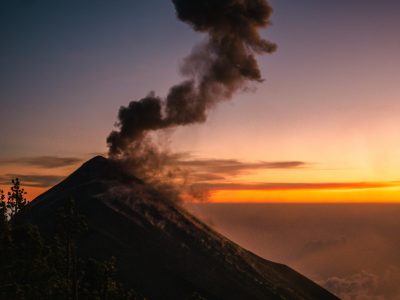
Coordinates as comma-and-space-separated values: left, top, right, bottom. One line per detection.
1, 0, 400, 202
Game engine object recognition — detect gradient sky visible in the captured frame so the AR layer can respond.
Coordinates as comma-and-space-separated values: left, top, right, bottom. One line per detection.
1, 0, 400, 201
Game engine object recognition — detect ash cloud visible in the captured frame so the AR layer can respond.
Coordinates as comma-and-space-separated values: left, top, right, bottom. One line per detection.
114, 153, 307, 201
107, 0, 276, 157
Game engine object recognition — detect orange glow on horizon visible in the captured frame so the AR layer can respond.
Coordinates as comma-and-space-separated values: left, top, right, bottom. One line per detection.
0, 185, 47, 202
209, 186, 400, 203
4, 181, 400, 204
26, 187, 47, 200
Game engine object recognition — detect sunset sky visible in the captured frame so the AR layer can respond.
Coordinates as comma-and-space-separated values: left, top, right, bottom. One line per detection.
1, 0, 400, 202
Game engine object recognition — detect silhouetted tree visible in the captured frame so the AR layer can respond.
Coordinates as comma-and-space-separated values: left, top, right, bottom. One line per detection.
0, 180, 139, 300
186, 292, 207, 300
81, 256, 139, 300
0, 178, 50, 299
0, 188, 12, 297
9, 221, 51, 299
0, 189, 7, 228
0, 188, 10, 250
49, 198, 87, 300
7, 178, 27, 219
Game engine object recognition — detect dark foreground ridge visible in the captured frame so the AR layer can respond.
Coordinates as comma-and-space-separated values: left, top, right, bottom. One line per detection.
29, 156, 339, 300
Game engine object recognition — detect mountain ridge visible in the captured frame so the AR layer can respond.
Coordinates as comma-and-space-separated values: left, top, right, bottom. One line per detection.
29, 156, 339, 300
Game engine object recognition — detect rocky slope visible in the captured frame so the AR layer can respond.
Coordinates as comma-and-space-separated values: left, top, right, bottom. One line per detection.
29, 156, 339, 300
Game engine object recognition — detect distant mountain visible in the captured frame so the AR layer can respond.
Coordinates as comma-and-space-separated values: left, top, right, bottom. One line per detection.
29, 156, 339, 300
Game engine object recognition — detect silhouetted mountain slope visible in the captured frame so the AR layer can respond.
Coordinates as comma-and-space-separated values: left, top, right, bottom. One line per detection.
29, 156, 339, 300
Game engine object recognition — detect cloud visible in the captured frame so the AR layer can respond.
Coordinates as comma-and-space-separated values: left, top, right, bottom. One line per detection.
174, 158, 308, 182
0, 156, 82, 168
0, 174, 65, 188
320, 269, 400, 300
186, 203, 400, 300
189, 173, 226, 182
177, 159, 306, 173
194, 181, 400, 191
321, 271, 380, 300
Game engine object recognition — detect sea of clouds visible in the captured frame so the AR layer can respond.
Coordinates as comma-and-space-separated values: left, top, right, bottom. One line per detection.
187, 203, 400, 300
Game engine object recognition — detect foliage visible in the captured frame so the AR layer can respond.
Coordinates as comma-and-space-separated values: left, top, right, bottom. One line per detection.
0, 189, 7, 228
186, 292, 208, 300
7, 178, 27, 219
0, 179, 140, 300
81, 257, 139, 300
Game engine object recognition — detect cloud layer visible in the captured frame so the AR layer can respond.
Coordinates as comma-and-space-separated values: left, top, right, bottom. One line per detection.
174, 157, 307, 183
0, 174, 65, 188
196, 181, 400, 191
1, 156, 82, 168
187, 203, 400, 299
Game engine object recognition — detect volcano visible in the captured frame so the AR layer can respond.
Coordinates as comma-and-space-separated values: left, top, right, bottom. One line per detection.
28, 156, 338, 300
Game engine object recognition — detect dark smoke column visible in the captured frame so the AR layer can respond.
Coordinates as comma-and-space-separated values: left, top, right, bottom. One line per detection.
107, 0, 276, 157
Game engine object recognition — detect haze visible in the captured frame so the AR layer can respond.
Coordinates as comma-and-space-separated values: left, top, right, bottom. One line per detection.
2, 0, 400, 202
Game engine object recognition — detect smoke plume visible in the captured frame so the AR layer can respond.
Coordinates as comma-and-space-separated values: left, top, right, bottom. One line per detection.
107, 0, 276, 157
